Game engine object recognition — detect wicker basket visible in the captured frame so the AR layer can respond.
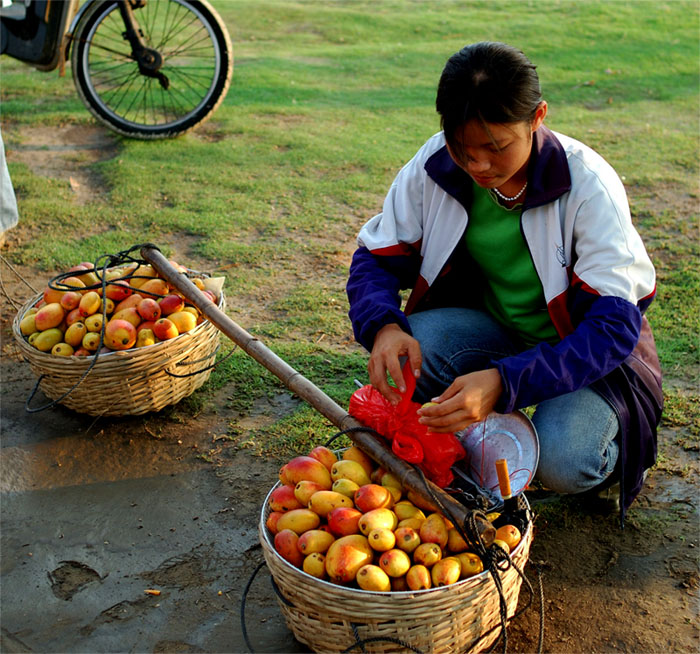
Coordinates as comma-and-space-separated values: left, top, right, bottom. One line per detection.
12, 292, 224, 417
260, 484, 533, 654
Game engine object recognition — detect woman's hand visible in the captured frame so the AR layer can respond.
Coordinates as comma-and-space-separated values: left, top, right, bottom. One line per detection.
369, 323, 422, 405
417, 368, 503, 432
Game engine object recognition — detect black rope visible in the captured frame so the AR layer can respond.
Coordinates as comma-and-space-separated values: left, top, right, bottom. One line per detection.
323, 425, 386, 449
342, 630, 424, 654
240, 559, 267, 654
163, 343, 237, 378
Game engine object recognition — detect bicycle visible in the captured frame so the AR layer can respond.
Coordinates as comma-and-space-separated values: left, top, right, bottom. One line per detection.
0, 0, 233, 139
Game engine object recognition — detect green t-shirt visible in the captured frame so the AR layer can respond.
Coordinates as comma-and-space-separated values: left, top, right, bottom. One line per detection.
465, 183, 559, 346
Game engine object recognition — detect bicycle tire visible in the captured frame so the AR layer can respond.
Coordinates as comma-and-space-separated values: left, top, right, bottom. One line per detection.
70, 0, 232, 139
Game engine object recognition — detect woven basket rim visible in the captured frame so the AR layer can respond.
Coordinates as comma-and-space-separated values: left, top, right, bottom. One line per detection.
260, 480, 532, 597
12, 290, 225, 366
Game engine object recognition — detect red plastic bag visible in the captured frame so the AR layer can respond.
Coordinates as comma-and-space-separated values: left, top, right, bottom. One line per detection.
348, 364, 465, 487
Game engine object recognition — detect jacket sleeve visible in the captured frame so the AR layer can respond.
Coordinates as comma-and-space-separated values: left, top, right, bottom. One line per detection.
346, 246, 421, 351
492, 291, 643, 413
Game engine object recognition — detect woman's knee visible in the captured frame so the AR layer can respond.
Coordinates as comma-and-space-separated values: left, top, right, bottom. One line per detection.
532, 389, 620, 494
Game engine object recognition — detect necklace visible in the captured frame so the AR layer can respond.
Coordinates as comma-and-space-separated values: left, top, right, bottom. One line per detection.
493, 181, 527, 202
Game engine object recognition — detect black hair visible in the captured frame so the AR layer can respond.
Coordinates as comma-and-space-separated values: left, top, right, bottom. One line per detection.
436, 42, 542, 155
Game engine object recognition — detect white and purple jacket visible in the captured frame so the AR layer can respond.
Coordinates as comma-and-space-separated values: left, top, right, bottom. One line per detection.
346, 126, 663, 518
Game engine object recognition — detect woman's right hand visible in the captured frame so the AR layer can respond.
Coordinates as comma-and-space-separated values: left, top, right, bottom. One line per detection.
368, 323, 422, 405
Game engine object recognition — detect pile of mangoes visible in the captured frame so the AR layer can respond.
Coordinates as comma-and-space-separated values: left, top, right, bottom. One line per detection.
18, 260, 218, 357
267, 445, 521, 591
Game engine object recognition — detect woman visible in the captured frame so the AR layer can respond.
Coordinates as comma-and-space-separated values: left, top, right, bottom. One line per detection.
346, 42, 663, 519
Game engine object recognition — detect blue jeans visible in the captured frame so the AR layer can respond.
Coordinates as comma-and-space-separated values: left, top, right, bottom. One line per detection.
407, 307, 619, 494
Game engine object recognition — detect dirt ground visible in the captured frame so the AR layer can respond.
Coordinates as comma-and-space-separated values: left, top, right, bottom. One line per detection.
0, 125, 698, 654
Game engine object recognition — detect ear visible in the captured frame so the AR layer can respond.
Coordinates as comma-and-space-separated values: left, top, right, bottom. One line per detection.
531, 101, 548, 132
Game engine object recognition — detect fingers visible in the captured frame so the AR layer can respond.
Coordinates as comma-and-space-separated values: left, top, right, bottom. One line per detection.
406, 339, 422, 380
367, 356, 403, 404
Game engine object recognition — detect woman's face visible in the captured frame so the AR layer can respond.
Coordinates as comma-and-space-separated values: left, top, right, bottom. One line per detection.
446, 101, 547, 190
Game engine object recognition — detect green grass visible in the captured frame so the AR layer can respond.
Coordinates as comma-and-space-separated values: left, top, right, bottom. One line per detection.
1, 0, 697, 450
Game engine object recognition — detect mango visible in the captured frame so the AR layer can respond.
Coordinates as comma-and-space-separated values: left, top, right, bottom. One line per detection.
324, 534, 373, 584
431, 557, 462, 587
169, 310, 197, 334
136, 329, 156, 348
413, 542, 443, 568
398, 517, 425, 531
279, 455, 332, 490
19, 312, 38, 336
380, 471, 402, 489
82, 332, 101, 351
65, 308, 82, 326
353, 484, 393, 513
128, 264, 159, 288
276, 508, 321, 535
394, 527, 421, 554
386, 485, 403, 503
43, 285, 64, 304
266, 511, 284, 535
406, 489, 440, 513
302, 553, 327, 579
358, 508, 397, 536
495, 524, 522, 551
34, 303, 65, 331
330, 459, 371, 487
100, 298, 115, 315
59, 291, 81, 311
297, 529, 335, 555
308, 445, 338, 471
33, 328, 63, 352
58, 275, 86, 293
79, 291, 102, 318
51, 343, 74, 356
138, 278, 170, 298
378, 549, 411, 578
393, 500, 426, 522
406, 564, 432, 590
269, 484, 303, 513
419, 513, 449, 549
455, 552, 484, 579
446, 528, 469, 553
307, 490, 353, 518
331, 478, 360, 499
273, 529, 303, 568
84, 313, 104, 333
111, 307, 141, 328
294, 480, 325, 506
113, 293, 143, 315
64, 322, 87, 348
342, 446, 374, 476
356, 564, 391, 592
326, 507, 362, 537
367, 528, 396, 552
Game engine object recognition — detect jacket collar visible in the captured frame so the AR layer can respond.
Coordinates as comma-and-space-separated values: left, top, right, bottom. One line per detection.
424, 125, 571, 210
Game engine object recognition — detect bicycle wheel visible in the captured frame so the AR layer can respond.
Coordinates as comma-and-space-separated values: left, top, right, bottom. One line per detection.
71, 0, 233, 139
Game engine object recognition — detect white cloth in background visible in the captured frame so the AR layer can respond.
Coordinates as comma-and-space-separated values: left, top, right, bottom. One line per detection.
0, 128, 19, 235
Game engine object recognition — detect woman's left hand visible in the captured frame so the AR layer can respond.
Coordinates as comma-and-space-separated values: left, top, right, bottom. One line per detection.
417, 368, 503, 433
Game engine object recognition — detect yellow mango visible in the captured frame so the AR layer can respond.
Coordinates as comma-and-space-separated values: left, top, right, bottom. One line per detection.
275, 508, 321, 535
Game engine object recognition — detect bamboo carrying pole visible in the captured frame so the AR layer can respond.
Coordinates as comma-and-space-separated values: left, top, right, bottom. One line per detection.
142, 246, 495, 545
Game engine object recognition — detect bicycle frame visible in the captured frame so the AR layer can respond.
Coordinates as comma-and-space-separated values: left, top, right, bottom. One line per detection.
1, 0, 79, 71
2, 0, 155, 75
